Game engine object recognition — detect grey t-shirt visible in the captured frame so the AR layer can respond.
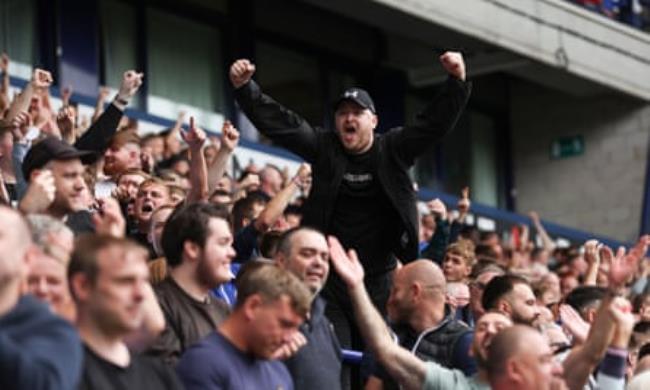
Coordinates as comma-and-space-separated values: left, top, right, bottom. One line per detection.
423, 362, 489, 390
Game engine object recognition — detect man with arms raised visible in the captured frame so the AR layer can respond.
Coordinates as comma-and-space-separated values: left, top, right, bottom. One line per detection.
177, 263, 312, 389
366, 259, 475, 389
275, 227, 342, 389
327, 235, 569, 390
230, 53, 471, 359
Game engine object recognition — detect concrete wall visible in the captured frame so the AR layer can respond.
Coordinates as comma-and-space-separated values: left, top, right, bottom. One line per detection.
510, 80, 649, 242
372, 0, 650, 100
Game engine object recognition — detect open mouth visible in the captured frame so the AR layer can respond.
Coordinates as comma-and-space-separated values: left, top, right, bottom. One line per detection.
141, 204, 154, 213
344, 126, 356, 134
306, 269, 324, 280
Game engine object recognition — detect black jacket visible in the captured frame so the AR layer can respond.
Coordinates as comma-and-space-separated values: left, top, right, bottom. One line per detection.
234, 78, 471, 264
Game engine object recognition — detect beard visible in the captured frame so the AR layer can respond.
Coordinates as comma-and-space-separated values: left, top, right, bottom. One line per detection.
195, 256, 230, 289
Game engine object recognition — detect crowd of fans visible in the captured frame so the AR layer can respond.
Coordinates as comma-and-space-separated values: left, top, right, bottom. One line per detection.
569, 0, 650, 29
0, 48, 649, 390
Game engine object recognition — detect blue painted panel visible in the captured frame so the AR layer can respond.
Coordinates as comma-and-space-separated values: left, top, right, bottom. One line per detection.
58, 0, 99, 96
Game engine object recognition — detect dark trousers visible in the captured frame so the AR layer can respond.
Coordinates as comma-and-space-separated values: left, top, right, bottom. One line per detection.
322, 270, 393, 390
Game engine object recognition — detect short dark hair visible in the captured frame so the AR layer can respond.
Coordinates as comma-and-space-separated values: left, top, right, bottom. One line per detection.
564, 286, 607, 314
276, 227, 323, 258
259, 230, 284, 259
68, 235, 146, 299
232, 191, 270, 232
633, 292, 650, 313
634, 321, 650, 334
482, 274, 529, 311
283, 204, 302, 217
475, 243, 500, 263
161, 203, 230, 267
470, 262, 505, 280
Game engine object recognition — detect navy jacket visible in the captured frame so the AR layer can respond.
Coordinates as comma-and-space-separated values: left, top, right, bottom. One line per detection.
0, 295, 83, 389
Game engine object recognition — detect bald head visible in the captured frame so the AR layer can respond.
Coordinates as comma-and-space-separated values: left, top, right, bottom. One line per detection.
0, 206, 32, 315
486, 325, 561, 389
387, 260, 447, 329
486, 325, 535, 375
0, 206, 32, 280
399, 259, 446, 291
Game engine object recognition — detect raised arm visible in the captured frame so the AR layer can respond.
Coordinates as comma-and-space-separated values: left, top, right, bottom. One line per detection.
207, 120, 239, 194
183, 117, 209, 204
0, 53, 10, 113
328, 236, 427, 390
74, 70, 143, 153
91, 86, 110, 124
230, 59, 319, 162
393, 52, 471, 165
562, 235, 649, 390
582, 239, 602, 286
6, 68, 52, 123
254, 163, 310, 232
529, 211, 557, 253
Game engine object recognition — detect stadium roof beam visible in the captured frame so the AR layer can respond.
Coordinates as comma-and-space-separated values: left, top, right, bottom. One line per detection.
305, 0, 650, 101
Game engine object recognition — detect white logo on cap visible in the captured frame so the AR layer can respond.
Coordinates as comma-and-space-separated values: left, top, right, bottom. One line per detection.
344, 90, 358, 98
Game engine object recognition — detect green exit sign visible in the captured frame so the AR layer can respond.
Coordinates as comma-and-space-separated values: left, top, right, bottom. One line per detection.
551, 136, 584, 159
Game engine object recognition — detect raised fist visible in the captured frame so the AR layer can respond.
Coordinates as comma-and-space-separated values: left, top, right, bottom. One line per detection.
117, 70, 144, 102
229, 59, 256, 89
31, 69, 53, 90
439, 51, 466, 81
427, 198, 448, 221
221, 120, 240, 151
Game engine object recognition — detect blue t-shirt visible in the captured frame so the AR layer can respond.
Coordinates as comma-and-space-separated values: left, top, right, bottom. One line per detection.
177, 331, 293, 390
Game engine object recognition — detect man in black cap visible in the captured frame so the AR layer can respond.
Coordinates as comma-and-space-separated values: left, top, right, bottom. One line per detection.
229, 52, 471, 386
19, 136, 98, 234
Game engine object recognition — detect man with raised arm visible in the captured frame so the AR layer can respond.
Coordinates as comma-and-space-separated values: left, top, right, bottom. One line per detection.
229, 52, 471, 364
327, 235, 570, 390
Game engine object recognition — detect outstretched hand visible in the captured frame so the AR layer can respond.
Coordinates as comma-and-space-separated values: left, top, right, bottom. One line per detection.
230, 59, 256, 89
328, 236, 364, 288
602, 235, 650, 289
559, 304, 590, 344
583, 239, 602, 266
439, 51, 466, 81
427, 198, 447, 221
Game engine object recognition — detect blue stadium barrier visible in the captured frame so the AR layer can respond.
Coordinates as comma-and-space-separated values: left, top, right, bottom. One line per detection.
342, 349, 363, 365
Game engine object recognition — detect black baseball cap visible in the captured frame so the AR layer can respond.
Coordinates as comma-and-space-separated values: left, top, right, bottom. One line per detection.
22, 136, 98, 179
334, 87, 376, 113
